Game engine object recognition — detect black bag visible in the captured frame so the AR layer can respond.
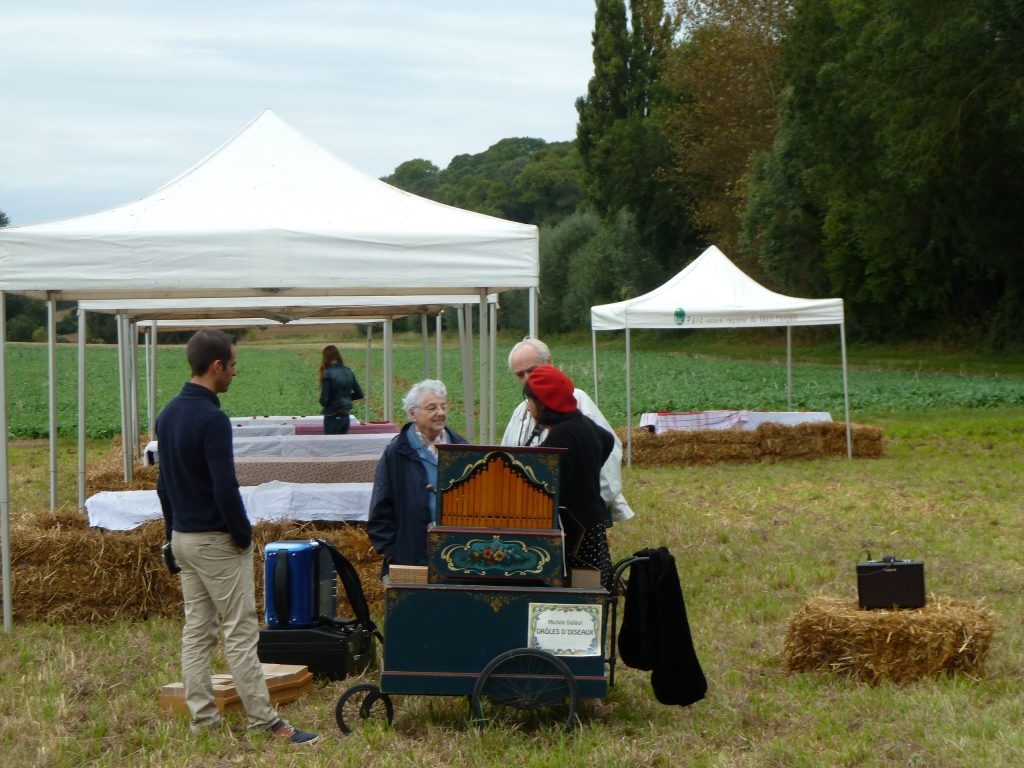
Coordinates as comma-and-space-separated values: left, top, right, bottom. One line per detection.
257, 623, 375, 680
856, 554, 926, 609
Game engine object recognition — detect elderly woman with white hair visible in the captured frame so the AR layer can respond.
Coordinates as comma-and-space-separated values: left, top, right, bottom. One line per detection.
367, 379, 467, 574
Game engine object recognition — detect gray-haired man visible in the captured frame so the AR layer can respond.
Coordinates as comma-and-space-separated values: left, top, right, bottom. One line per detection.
500, 338, 634, 522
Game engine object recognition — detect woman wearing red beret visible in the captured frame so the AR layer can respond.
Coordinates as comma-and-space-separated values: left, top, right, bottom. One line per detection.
523, 365, 615, 590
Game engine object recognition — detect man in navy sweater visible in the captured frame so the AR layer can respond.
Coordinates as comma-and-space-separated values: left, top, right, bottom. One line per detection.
157, 329, 318, 745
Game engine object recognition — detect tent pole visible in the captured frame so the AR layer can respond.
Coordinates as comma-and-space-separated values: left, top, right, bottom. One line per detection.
116, 315, 131, 482
591, 329, 599, 406
625, 328, 633, 468
78, 308, 87, 510
383, 320, 393, 423
1, 291, 12, 633
459, 306, 475, 439
47, 299, 58, 512
528, 286, 538, 338
841, 322, 852, 459
364, 325, 372, 423
126, 317, 136, 479
435, 310, 444, 380
489, 299, 497, 443
147, 325, 157, 440
129, 319, 140, 461
478, 291, 488, 443
786, 326, 793, 411
421, 313, 429, 379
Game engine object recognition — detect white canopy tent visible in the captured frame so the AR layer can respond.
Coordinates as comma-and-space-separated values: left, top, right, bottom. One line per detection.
0, 110, 538, 631
590, 245, 851, 463
0, 110, 538, 300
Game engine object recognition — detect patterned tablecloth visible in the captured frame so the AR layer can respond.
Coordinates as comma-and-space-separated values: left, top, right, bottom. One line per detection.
639, 410, 832, 434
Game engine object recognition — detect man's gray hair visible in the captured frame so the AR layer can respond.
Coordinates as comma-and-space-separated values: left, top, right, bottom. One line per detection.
403, 379, 447, 413
507, 337, 553, 369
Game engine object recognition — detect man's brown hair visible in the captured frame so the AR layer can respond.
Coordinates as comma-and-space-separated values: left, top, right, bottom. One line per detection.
186, 329, 236, 376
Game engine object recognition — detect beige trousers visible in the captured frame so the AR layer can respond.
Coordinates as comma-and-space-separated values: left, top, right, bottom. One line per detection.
172, 531, 278, 729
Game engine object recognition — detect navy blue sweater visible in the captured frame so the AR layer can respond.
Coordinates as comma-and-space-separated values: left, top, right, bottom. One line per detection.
156, 382, 251, 549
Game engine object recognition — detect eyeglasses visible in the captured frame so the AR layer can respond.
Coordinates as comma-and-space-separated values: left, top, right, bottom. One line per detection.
419, 401, 449, 414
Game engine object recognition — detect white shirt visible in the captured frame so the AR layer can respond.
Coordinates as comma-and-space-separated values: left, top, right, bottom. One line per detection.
500, 388, 635, 522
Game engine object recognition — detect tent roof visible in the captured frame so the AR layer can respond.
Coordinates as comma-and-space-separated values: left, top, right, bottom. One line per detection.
0, 110, 538, 300
591, 246, 843, 330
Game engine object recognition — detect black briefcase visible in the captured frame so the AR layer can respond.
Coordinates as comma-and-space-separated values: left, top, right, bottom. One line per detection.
856, 555, 926, 609
257, 621, 376, 681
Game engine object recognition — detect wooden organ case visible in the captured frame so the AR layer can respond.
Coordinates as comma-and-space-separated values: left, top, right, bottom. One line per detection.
426, 444, 566, 585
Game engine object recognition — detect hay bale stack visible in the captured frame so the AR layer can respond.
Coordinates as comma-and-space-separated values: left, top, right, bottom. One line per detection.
620, 421, 883, 466
784, 595, 994, 684
627, 426, 760, 465
85, 434, 160, 496
9, 511, 385, 624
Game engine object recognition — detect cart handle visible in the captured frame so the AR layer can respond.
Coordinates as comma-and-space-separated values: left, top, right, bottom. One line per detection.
606, 555, 650, 688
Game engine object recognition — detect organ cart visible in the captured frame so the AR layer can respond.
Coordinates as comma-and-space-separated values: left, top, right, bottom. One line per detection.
335, 444, 638, 733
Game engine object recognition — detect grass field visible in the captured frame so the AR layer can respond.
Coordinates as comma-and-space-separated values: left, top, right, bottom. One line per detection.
2, 334, 1023, 766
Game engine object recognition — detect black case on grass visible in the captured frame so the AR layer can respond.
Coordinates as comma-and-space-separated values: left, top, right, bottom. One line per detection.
857, 556, 925, 609
257, 623, 376, 681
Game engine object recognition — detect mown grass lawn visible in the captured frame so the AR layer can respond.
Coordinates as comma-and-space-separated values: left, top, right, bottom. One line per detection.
2, 334, 1023, 766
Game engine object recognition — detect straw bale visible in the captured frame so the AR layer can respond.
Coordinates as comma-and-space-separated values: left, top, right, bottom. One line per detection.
620, 421, 883, 466
783, 595, 994, 684
2, 440, 387, 624
9, 512, 385, 625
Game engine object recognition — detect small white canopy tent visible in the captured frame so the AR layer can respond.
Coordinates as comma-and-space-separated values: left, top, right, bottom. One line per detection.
590, 245, 851, 463
0, 110, 538, 631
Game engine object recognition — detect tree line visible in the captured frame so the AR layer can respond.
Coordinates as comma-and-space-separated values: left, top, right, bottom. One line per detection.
386, 0, 1024, 349
6, 1, 1023, 348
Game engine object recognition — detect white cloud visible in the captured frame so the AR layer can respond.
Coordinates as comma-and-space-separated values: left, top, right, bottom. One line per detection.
0, 1, 596, 225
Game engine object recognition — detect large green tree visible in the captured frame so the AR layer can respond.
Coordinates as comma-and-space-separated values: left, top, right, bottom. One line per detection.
575, 0, 699, 282
664, 1, 791, 272
538, 210, 656, 332
744, 0, 1024, 347
385, 159, 440, 198
383, 138, 582, 227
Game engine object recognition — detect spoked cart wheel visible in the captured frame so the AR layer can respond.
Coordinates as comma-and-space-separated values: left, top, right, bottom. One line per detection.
470, 648, 580, 732
335, 683, 394, 734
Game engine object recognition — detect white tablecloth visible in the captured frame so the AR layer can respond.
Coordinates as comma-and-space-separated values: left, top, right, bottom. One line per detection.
85, 481, 373, 531
230, 424, 297, 436
639, 410, 832, 434
144, 432, 395, 465
228, 416, 330, 428
233, 433, 395, 458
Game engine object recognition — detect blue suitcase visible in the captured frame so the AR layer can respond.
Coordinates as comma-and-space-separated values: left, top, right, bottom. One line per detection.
264, 540, 337, 628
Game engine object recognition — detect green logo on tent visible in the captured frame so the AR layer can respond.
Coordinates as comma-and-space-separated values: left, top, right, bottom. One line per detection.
674, 308, 686, 325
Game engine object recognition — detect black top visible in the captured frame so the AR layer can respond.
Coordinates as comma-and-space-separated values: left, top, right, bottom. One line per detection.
320, 362, 364, 417
541, 411, 614, 538
155, 382, 251, 549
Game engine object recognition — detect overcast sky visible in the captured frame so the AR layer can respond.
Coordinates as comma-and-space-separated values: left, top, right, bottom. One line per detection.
0, 1, 597, 227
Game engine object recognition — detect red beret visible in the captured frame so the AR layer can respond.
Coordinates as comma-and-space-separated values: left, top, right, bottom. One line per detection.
526, 365, 577, 414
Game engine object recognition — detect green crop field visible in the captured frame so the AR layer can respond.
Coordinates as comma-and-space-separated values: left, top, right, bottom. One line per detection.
2, 334, 1023, 767
4, 333, 1023, 439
